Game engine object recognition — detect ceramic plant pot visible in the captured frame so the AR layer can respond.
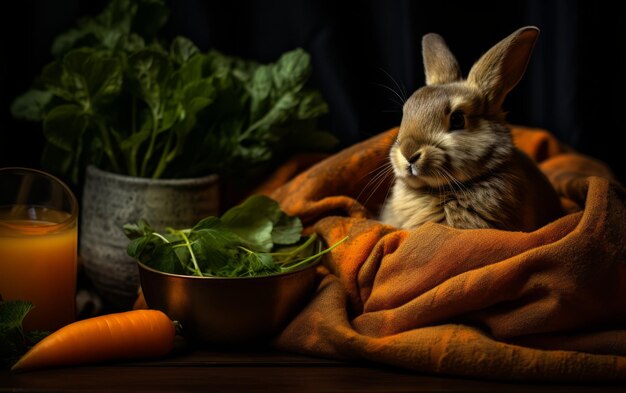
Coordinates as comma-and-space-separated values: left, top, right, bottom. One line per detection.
80, 165, 219, 310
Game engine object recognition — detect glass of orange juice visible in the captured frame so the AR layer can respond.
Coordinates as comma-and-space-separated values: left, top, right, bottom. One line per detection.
0, 167, 78, 332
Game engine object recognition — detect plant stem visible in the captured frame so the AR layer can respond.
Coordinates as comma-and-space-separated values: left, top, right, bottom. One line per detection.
132, 97, 137, 135
280, 235, 348, 272
151, 232, 170, 243
152, 131, 174, 179
140, 109, 159, 177
238, 122, 260, 143
178, 230, 202, 276
128, 97, 138, 177
95, 121, 121, 173
272, 233, 317, 265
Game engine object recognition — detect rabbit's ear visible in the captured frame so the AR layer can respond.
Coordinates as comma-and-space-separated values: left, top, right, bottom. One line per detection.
422, 33, 462, 85
467, 26, 539, 108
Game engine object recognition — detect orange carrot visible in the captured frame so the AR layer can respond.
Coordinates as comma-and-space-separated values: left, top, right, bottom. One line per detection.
11, 309, 175, 372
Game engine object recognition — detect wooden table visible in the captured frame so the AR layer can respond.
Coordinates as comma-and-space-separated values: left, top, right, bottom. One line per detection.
2, 341, 625, 393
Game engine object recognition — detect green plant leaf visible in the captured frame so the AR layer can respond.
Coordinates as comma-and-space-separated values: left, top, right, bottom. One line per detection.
271, 48, 310, 94
271, 213, 302, 245
63, 49, 123, 107
0, 300, 33, 333
123, 218, 154, 239
220, 195, 282, 252
248, 65, 273, 122
243, 92, 299, 137
123, 33, 147, 52
237, 142, 272, 160
43, 104, 88, 151
297, 90, 329, 119
160, 103, 182, 134
170, 36, 200, 65
126, 222, 173, 266
189, 228, 243, 275
177, 54, 206, 86
163, 79, 216, 164
40, 60, 76, 102
40, 49, 123, 110
126, 49, 177, 177
149, 242, 187, 275
216, 251, 278, 277
51, 24, 95, 58
127, 49, 173, 112
42, 104, 89, 183
10, 90, 53, 121
182, 80, 215, 112
126, 235, 152, 260
119, 118, 152, 151
52, 1, 132, 56
95, 0, 135, 41
50, 0, 167, 57
191, 216, 223, 232
0, 299, 47, 370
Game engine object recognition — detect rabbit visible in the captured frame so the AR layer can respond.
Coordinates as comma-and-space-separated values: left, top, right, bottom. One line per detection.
380, 26, 563, 231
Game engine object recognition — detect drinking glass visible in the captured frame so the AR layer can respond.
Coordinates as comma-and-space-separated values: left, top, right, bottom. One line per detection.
0, 167, 78, 331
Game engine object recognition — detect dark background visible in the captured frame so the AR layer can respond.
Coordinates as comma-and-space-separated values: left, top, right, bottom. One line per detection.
2, 0, 625, 186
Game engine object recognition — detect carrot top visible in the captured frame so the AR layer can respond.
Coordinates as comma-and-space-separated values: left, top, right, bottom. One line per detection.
0, 299, 48, 369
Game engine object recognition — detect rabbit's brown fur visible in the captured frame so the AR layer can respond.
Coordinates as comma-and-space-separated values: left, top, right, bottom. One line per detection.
380, 27, 562, 231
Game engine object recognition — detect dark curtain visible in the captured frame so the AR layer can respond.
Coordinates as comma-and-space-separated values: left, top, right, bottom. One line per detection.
2, 0, 625, 183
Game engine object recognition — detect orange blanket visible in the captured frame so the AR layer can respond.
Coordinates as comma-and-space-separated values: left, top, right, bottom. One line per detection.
261, 126, 626, 381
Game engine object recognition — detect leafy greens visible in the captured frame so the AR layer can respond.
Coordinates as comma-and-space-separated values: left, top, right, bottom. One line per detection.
11, 0, 337, 183
124, 195, 345, 277
0, 299, 49, 369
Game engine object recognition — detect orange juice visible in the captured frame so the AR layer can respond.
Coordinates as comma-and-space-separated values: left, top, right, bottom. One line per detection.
0, 206, 77, 331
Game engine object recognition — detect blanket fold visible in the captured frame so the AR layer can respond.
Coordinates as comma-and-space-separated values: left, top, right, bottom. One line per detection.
266, 126, 626, 381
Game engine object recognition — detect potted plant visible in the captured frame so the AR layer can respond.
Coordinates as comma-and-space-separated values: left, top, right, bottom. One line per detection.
11, 0, 336, 310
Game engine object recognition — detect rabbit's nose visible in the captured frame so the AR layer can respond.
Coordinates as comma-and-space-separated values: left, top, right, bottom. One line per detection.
407, 152, 421, 164
406, 151, 422, 176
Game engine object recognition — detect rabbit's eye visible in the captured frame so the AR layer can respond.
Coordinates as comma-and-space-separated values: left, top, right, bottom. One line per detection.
449, 111, 465, 131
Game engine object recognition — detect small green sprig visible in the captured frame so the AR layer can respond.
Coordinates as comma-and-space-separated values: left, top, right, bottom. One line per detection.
0, 299, 49, 369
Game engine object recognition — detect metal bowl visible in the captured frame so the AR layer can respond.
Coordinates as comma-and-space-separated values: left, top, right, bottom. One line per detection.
137, 258, 320, 345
